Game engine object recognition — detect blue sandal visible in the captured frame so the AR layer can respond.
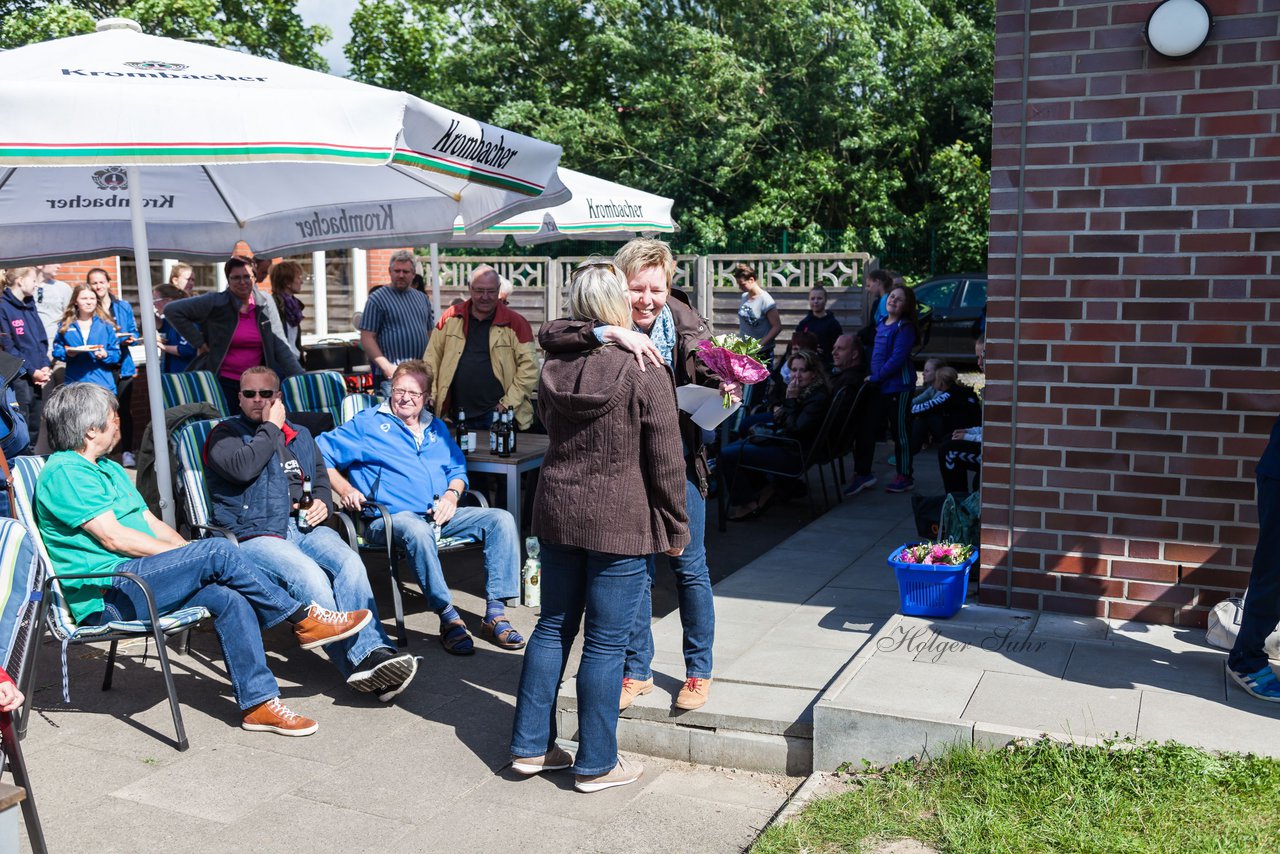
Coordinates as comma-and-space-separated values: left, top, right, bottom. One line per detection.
439, 619, 475, 656
481, 615, 526, 650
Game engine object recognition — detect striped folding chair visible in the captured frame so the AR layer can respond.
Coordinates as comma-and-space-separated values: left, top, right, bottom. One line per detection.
0, 517, 48, 852
282, 371, 347, 428
338, 393, 384, 425
161, 370, 230, 417
10, 455, 209, 752
172, 419, 237, 542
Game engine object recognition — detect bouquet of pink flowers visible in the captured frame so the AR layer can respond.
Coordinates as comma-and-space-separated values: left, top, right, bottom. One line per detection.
694, 334, 771, 407
894, 541, 975, 566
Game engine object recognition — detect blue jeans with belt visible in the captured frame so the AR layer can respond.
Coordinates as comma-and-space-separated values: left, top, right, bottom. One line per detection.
511, 543, 649, 775
240, 522, 393, 677
90, 538, 300, 711
624, 479, 715, 681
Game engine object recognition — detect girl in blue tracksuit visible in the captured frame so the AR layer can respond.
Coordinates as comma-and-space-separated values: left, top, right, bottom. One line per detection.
88, 268, 140, 459
52, 284, 120, 391
846, 284, 919, 495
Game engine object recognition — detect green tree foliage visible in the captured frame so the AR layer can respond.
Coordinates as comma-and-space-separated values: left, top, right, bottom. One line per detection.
0, 0, 332, 71
347, 0, 993, 275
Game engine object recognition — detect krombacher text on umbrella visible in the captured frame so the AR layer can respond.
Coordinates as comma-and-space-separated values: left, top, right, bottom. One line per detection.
431, 120, 520, 170
45, 194, 174, 209
294, 204, 396, 238
585, 198, 644, 220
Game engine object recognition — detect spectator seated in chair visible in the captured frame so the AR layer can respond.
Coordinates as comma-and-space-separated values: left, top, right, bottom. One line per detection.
721, 349, 832, 521
33, 382, 372, 736
936, 338, 985, 494
736, 331, 820, 438
910, 366, 981, 455
317, 360, 524, 657
204, 366, 418, 702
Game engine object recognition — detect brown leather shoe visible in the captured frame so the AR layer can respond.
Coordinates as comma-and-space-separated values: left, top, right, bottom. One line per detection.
674, 677, 711, 710
619, 677, 654, 711
294, 603, 373, 650
241, 698, 318, 736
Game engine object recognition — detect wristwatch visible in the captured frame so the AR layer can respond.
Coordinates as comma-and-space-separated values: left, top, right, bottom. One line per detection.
444, 487, 462, 500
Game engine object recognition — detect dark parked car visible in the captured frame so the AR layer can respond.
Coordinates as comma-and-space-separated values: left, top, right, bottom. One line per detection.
911, 273, 987, 363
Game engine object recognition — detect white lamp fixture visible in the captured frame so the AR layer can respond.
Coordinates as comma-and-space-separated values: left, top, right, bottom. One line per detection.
1146, 0, 1213, 59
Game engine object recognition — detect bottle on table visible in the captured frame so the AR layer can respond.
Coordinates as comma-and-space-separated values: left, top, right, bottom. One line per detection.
497, 410, 512, 458
455, 408, 469, 454
508, 409, 518, 453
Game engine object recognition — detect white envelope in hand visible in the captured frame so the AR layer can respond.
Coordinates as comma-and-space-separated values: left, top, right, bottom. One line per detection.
676, 384, 741, 430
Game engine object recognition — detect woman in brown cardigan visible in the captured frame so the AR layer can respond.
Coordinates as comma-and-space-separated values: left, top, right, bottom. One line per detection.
509, 261, 689, 794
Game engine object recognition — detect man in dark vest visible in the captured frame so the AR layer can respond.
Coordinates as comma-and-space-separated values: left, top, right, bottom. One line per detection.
204, 366, 418, 702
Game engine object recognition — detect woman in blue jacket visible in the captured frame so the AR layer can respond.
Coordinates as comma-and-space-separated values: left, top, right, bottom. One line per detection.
846, 284, 919, 496
87, 268, 140, 463
52, 284, 120, 391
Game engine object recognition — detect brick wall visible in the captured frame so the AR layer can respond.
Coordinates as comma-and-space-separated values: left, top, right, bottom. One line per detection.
45, 257, 120, 289
365, 248, 405, 287
982, 0, 1279, 626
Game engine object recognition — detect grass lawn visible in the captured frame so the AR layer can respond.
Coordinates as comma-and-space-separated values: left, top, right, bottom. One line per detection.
752, 739, 1280, 854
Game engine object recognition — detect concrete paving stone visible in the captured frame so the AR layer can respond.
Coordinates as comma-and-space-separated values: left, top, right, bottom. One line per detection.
812, 705, 974, 771
895, 604, 1038, 636
962, 671, 1141, 739
32, 789, 225, 853
1063, 643, 1227, 700
15, 742, 165, 821
1137, 688, 1280, 758
228, 793, 415, 852
706, 594, 802, 627
826, 561, 901, 591
650, 616, 771, 666
719, 642, 859, 691
757, 616, 880, 653
402, 799, 596, 854
575, 789, 775, 854
587, 680, 815, 738
790, 585, 907, 621
1023, 611, 1111, 641
904, 632, 1075, 679
776, 529, 867, 557
466, 751, 661, 825
712, 561, 848, 601
689, 727, 813, 776
826, 655, 983, 720
110, 740, 333, 823
641, 762, 799, 811
1105, 620, 1216, 655
615, 716, 693, 762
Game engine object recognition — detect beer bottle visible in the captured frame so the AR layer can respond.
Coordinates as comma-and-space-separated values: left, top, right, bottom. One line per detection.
455, 408, 468, 453
296, 475, 314, 533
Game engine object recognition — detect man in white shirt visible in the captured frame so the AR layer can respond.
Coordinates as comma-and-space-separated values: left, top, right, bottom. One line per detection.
34, 263, 72, 357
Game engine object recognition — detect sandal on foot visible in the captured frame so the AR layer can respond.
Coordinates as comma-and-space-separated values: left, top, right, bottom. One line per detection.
439, 619, 475, 656
481, 615, 526, 650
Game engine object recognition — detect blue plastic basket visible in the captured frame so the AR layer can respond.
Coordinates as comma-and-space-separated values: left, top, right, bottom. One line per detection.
887, 543, 977, 618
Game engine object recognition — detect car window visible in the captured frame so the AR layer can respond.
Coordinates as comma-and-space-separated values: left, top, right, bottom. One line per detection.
914, 280, 958, 311
959, 278, 987, 309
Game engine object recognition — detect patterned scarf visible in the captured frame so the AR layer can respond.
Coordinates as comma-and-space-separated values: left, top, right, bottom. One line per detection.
280, 292, 305, 328
640, 304, 676, 369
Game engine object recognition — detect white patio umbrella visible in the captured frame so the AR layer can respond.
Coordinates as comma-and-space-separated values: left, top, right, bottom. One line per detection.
0, 20, 567, 525
427, 167, 676, 313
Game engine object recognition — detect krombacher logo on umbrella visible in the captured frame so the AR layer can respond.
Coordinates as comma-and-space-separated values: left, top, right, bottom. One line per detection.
294, 205, 395, 239
585, 198, 644, 220
431, 120, 520, 170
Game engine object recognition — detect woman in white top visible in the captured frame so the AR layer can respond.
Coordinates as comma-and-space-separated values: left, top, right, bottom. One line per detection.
732, 263, 781, 356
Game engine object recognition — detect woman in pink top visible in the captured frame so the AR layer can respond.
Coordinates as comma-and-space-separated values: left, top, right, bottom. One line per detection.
164, 256, 303, 410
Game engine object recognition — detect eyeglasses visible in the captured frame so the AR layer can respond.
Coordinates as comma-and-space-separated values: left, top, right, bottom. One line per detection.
227, 274, 254, 283
240, 389, 276, 398
390, 388, 424, 401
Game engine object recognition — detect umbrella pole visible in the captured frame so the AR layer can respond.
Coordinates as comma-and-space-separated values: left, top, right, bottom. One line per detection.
126, 166, 178, 528
429, 243, 442, 320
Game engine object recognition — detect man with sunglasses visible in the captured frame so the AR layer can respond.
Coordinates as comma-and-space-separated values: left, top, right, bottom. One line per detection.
204, 366, 418, 701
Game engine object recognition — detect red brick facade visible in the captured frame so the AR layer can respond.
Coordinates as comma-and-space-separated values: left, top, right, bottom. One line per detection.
982, 0, 1279, 626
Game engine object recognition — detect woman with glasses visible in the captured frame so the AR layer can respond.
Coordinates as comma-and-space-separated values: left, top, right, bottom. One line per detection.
164, 256, 303, 409
510, 262, 688, 793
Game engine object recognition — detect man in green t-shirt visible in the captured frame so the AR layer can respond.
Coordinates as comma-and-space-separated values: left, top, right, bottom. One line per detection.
34, 382, 374, 737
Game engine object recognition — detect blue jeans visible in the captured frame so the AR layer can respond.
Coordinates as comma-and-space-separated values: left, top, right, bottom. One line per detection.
240, 522, 392, 678
365, 505, 520, 611
93, 539, 300, 710
1230, 475, 1280, 674
625, 479, 714, 680
719, 439, 803, 503
510, 543, 649, 775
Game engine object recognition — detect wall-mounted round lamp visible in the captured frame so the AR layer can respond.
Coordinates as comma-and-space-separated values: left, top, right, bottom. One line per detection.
1145, 0, 1213, 59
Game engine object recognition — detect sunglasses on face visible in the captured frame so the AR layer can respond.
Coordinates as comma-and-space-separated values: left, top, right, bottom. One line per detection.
240, 389, 277, 398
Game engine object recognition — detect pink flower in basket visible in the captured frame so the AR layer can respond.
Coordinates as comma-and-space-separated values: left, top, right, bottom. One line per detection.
895, 541, 974, 567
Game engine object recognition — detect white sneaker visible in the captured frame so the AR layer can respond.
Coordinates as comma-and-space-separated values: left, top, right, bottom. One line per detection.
575, 755, 644, 793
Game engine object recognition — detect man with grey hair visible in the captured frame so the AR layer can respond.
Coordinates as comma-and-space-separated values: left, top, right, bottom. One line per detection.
424, 265, 537, 430
33, 383, 373, 736
360, 249, 435, 396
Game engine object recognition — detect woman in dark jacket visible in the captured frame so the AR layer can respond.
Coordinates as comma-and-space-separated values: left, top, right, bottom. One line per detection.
510, 262, 689, 794
163, 256, 303, 408
720, 348, 833, 520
